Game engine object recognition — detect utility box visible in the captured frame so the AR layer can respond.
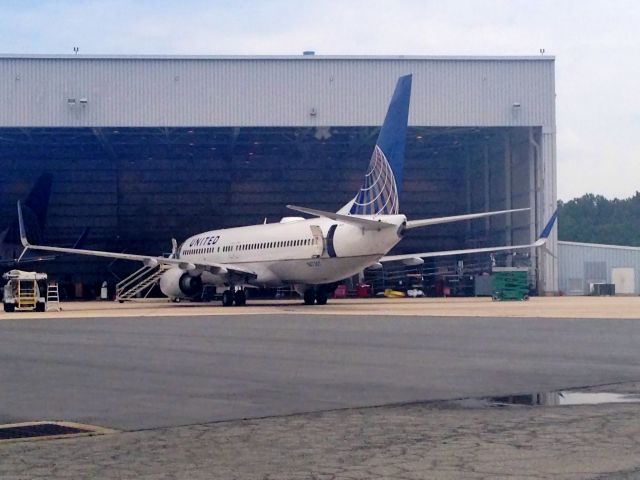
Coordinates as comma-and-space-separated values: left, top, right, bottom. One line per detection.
2, 270, 48, 312
590, 283, 616, 296
492, 267, 529, 301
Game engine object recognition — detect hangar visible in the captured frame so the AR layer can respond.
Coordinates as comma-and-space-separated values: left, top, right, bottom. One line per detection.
559, 241, 640, 295
0, 54, 558, 295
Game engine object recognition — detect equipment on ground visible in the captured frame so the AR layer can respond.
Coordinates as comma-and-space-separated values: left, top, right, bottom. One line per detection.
46, 281, 61, 311
2, 269, 48, 312
492, 267, 529, 301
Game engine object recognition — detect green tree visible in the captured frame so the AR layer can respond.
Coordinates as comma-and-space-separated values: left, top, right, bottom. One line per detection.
557, 192, 640, 246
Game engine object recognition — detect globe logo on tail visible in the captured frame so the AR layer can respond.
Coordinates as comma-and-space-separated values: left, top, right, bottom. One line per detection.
349, 145, 399, 216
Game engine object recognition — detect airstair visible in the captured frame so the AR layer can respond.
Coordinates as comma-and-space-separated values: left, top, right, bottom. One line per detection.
116, 264, 169, 302
17, 280, 37, 310
46, 282, 61, 311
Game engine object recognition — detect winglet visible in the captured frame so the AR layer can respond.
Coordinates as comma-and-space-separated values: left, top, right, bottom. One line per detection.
17, 201, 31, 248
533, 209, 558, 246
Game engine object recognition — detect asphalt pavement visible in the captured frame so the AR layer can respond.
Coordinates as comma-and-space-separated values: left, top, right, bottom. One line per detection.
1, 313, 639, 430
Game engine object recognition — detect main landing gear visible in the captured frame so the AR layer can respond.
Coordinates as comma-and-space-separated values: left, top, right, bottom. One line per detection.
303, 287, 328, 305
222, 288, 246, 307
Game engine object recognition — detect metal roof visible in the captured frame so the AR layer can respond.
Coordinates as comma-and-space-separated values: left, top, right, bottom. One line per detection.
0, 54, 555, 61
559, 240, 640, 252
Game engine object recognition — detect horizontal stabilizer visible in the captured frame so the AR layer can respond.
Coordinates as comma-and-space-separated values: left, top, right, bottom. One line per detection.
286, 205, 396, 230
406, 207, 530, 229
381, 209, 558, 263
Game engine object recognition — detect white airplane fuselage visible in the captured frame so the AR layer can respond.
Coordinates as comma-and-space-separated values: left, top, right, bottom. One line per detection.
177, 214, 407, 288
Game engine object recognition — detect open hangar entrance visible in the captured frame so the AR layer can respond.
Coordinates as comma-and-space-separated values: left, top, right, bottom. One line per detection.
0, 55, 557, 297
1, 124, 542, 297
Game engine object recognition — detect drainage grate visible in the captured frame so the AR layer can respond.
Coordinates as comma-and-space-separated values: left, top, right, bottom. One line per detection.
0, 421, 116, 442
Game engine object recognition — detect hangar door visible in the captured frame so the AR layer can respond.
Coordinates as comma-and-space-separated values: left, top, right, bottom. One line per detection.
611, 268, 635, 295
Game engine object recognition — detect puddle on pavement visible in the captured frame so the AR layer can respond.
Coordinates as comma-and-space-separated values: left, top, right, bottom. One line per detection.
454, 391, 640, 408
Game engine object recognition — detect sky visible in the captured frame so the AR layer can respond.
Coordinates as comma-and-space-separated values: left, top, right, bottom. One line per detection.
1, 0, 638, 200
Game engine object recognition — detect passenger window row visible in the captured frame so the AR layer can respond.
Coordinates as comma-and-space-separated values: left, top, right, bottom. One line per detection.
183, 238, 317, 256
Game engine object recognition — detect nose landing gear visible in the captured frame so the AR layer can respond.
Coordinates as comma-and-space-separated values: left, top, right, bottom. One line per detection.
303, 286, 329, 305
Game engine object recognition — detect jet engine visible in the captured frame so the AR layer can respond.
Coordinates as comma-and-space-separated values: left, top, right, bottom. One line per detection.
159, 267, 203, 299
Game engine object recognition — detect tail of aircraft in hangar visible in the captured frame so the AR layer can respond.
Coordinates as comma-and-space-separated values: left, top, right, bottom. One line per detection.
1, 173, 89, 268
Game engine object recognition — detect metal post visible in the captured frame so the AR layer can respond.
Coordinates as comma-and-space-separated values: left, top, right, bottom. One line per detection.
504, 132, 512, 248
528, 127, 539, 290
483, 142, 490, 234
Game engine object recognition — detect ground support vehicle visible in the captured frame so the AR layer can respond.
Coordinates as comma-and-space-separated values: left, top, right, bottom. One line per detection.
2, 270, 48, 312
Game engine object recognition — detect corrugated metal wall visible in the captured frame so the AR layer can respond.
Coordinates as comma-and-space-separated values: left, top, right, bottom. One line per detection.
0, 55, 555, 128
559, 241, 640, 295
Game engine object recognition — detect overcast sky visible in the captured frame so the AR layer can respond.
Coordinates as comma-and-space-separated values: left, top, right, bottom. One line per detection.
1, 0, 638, 200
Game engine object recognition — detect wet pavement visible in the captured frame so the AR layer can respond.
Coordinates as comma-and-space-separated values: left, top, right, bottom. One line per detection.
1, 382, 640, 479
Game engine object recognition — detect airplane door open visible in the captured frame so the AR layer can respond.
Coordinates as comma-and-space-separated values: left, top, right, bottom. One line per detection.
309, 225, 324, 257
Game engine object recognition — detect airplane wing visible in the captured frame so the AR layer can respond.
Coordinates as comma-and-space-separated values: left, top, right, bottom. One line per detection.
380, 210, 558, 262
286, 205, 397, 229
1, 227, 91, 267
0, 253, 61, 266
16, 202, 256, 279
405, 207, 529, 229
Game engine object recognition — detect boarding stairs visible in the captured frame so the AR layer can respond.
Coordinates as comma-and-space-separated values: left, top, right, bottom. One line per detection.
17, 281, 37, 310
46, 282, 61, 311
116, 264, 169, 302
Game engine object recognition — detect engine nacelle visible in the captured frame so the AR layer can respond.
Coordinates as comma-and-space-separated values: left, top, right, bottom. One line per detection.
159, 267, 204, 299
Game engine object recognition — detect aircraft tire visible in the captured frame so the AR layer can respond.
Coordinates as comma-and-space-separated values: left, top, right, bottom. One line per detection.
234, 290, 246, 306
303, 289, 315, 305
222, 289, 235, 307
3, 302, 15, 313
315, 289, 328, 305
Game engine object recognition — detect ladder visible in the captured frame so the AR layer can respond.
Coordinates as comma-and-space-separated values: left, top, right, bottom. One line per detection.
17, 280, 37, 310
116, 264, 169, 302
46, 282, 61, 311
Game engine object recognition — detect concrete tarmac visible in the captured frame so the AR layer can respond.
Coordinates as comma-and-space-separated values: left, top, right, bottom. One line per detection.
3, 383, 640, 479
2, 297, 640, 479
0, 298, 640, 430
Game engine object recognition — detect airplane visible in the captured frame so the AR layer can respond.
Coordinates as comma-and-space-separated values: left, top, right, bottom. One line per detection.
16, 74, 557, 307
1, 173, 89, 269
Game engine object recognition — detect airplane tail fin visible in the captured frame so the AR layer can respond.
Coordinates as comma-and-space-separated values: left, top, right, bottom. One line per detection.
338, 74, 412, 216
